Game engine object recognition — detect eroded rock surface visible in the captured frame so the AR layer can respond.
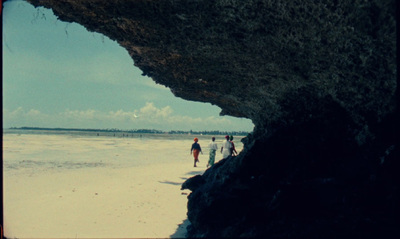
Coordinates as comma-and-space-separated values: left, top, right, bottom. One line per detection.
26, 0, 399, 237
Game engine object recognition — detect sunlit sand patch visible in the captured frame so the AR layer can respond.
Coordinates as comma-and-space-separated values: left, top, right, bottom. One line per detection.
3, 132, 243, 238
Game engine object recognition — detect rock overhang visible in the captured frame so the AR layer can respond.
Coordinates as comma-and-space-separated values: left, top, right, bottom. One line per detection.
25, 0, 397, 137
20, 0, 400, 237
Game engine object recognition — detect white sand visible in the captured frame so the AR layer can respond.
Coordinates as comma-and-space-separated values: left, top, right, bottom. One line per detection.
3, 133, 242, 238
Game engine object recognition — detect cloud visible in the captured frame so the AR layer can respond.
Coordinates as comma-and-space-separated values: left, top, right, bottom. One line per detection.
3, 107, 51, 127
4, 107, 24, 118
138, 102, 173, 119
60, 109, 97, 120
106, 109, 138, 121
3, 103, 253, 131
26, 109, 41, 116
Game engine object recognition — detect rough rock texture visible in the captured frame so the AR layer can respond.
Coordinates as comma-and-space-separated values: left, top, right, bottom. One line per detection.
26, 0, 398, 237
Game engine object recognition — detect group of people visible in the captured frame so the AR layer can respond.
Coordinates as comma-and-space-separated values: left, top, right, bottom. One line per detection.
190, 135, 237, 167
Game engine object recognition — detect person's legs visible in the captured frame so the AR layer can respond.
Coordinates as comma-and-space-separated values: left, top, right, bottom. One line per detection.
193, 149, 200, 167
208, 149, 216, 167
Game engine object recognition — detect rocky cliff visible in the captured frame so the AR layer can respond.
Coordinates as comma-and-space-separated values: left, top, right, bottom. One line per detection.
26, 0, 399, 237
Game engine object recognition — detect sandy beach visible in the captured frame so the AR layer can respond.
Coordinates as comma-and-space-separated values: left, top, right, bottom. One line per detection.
3, 132, 243, 238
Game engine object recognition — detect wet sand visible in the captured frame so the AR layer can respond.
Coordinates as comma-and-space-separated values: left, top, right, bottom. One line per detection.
3, 133, 242, 238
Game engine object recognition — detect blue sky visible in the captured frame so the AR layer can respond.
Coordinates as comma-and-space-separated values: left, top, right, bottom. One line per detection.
2, 0, 254, 132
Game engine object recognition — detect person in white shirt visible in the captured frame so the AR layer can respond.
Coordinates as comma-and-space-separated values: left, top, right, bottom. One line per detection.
221, 135, 232, 159
207, 137, 218, 167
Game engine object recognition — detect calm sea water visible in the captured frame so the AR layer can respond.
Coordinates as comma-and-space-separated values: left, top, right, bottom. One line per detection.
3, 129, 245, 175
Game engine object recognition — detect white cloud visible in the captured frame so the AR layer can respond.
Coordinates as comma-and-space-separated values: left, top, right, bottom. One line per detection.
3, 103, 253, 131
26, 109, 41, 116
5, 107, 24, 118
138, 102, 173, 119
3, 107, 51, 127
60, 109, 97, 120
106, 109, 137, 121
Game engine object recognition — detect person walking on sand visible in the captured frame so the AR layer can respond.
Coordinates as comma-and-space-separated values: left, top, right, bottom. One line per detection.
221, 135, 233, 159
230, 135, 238, 156
207, 137, 218, 168
190, 137, 203, 167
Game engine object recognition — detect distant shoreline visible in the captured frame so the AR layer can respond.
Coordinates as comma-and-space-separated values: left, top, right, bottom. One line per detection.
6, 126, 250, 136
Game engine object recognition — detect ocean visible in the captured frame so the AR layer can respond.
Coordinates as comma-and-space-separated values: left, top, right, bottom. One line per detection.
3, 128, 245, 175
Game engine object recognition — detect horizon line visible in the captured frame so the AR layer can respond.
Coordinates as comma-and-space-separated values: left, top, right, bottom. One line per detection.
5, 126, 251, 135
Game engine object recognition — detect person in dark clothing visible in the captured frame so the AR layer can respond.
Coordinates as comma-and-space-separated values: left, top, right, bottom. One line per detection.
230, 135, 238, 156
190, 137, 203, 167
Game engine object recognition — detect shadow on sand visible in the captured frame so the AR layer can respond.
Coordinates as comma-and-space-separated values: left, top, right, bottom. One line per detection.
185, 170, 203, 176
166, 171, 200, 237
169, 218, 190, 238
158, 180, 183, 186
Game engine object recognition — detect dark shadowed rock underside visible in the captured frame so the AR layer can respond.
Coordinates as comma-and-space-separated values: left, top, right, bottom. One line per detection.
25, 0, 399, 237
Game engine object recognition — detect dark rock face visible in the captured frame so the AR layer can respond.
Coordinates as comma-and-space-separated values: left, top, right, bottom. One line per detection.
26, 0, 398, 237
186, 113, 399, 237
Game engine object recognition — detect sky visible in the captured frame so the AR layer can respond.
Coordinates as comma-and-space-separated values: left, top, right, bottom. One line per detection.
2, 0, 254, 132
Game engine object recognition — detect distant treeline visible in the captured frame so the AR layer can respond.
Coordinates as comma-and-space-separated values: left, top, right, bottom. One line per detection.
9, 127, 250, 136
